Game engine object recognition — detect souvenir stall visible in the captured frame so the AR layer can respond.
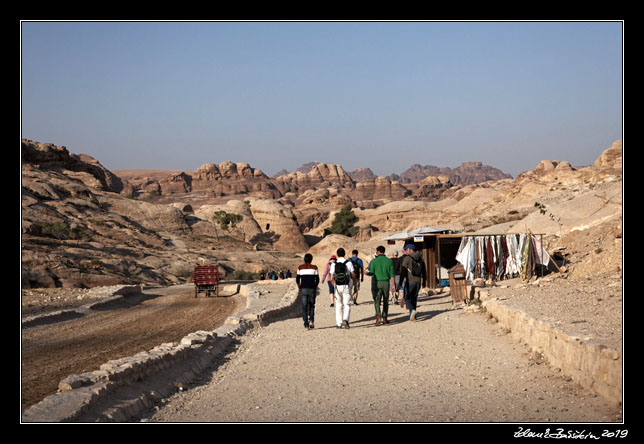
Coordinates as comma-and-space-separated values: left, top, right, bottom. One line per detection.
383, 228, 550, 288
452, 233, 550, 283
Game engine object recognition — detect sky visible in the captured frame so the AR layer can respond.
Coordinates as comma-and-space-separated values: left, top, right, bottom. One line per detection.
20, 21, 623, 178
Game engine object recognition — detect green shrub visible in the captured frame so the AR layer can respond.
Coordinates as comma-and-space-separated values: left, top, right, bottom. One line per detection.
212, 211, 243, 231
324, 204, 359, 237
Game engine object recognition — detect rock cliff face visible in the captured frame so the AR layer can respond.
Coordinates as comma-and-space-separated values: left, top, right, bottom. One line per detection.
114, 157, 511, 206
349, 167, 378, 182
191, 162, 281, 199
352, 177, 411, 202
274, 163, 355, 194
390, 161, 512, 185
21, 136, 622, 290
22, 139, 124, 193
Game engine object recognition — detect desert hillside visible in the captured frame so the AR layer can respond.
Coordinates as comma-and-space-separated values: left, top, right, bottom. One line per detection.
21, 138, 622, 289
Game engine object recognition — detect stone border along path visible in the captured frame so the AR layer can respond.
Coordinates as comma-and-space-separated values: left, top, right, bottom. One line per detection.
22, 280, 622, 422
21, 280, 296, 422
475, 289, 622, 406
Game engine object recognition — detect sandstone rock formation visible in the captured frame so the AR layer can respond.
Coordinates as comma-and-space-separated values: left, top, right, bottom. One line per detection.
390, 161, 512, 186
21, 136, 622, 291
348, 167, 377, 182
21, 140, 302, 288
22, 139, 124, 193
246, 199, 309, 252
274, 163, 355, 195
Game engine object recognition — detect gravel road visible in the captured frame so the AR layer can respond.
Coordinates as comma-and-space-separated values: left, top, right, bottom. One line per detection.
140, 283, 622, 423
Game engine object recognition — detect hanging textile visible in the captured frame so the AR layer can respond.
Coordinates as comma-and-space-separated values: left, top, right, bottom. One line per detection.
530, 234, 550, 266
455, 233, 548, 283
486, 237, 495, 280
501, 235, 510, 278
495, 236, 504, 279
455, 236, 476, 282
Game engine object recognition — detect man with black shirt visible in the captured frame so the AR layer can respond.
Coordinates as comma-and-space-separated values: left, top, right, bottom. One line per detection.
296, 253, 319, 330
399, 244, 425, 321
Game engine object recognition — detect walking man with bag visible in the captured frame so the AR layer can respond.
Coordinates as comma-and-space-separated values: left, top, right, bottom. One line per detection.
399, 244, 425, 321
331, 248, 355, 329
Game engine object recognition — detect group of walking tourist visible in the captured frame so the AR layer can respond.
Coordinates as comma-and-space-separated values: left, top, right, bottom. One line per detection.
296, 244, 426, 330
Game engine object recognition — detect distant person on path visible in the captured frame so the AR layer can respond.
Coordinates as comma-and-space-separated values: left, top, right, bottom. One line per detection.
349, 250, 364, 305
330, 248, 355, 329
391, 250, 401, 304
296, 253, 319, 330
321, 255, 337, 307
365, 245, 395, 326
399, 244, 426, 321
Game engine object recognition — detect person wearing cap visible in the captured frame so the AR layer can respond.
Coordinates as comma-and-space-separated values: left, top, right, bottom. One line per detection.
321, 255, 337, 307
365, 245, 395, 326
399, 243, 426, 321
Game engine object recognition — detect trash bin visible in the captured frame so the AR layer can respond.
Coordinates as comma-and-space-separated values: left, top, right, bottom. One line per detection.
449, 264, 467, 305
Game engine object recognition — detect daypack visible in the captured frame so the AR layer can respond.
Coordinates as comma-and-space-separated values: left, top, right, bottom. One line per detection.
410, 257, 423, 277
349, 257, 362, 273
334, 261, 349, 285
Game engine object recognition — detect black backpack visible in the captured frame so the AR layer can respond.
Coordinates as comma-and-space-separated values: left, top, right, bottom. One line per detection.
334, 261, 349, 285
350, 257, 362, 273
410, 257, 423, 277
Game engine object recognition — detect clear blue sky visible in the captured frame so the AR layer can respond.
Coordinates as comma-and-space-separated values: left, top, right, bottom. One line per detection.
21, 21, 622, 177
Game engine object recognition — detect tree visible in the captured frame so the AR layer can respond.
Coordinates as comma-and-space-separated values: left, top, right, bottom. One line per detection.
324, 204, 359, 237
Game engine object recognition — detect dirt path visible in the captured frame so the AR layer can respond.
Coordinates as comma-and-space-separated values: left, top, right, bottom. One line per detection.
21, 284, 246, 412
140, 284, 622, 423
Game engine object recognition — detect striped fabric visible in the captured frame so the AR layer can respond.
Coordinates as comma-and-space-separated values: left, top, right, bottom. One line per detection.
296, 264, 319, 289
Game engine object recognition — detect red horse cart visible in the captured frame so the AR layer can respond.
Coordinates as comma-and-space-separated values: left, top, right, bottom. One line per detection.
192, 265, 221, 298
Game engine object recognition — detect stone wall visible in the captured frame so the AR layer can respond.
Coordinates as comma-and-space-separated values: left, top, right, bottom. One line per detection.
478, 290, 622, 405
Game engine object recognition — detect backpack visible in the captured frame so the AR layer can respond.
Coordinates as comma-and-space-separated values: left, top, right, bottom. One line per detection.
349, 257, 362, 273
410, 257, 423, 277
334, 261, 349, 285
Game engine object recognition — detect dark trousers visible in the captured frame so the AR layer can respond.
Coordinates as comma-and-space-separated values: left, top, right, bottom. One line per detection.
300, 287, 316, 326
404, 281, 420, 312
373, 280, 390, 318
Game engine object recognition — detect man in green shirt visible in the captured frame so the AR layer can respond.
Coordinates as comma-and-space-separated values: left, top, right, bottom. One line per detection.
366, 245, 396, 325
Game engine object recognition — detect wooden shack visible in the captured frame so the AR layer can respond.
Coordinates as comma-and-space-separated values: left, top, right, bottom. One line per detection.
383, 227, 547, 288
383, 226, 456, 288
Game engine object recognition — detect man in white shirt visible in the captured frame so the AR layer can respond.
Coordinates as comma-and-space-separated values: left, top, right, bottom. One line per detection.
330, 248, 355, 329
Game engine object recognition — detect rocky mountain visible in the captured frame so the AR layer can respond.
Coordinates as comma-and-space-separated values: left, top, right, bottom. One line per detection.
348, 167, 377, 182
21, 140, 306, 288
22, 137, 622, 291
116, 157, 513, 208
389, 161, 512, 185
